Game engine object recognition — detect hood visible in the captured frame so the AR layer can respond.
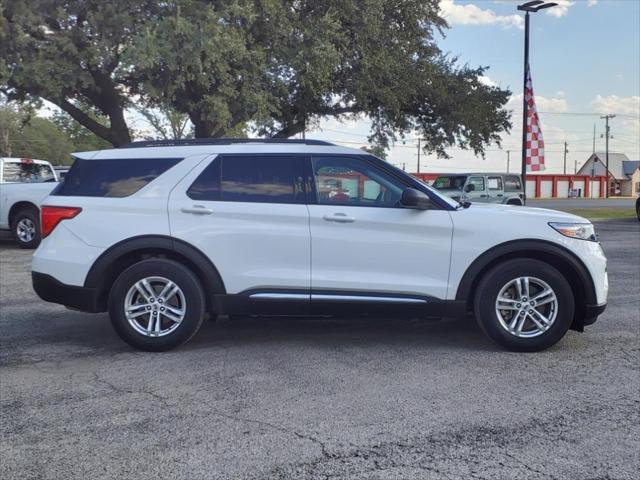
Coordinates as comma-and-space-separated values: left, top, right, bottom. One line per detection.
465, 202, 589, 223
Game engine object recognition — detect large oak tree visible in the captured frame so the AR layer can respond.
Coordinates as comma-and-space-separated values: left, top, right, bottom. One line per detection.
1, 0, 511, 156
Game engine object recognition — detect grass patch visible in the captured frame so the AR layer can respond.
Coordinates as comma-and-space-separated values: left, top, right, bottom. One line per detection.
563, 208, 637, 221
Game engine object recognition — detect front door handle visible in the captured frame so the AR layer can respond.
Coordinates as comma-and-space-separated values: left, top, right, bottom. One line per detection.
181, 205, 214, 215
479, 194, 489, 198
323, 213, 355, 223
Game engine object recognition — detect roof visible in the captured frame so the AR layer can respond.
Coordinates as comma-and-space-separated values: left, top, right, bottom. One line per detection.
73, 139, 364, 160
577, 152, 631, 179
622, 160, 640, 177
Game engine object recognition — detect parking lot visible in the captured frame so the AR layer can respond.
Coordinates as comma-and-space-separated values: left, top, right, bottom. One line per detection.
1, 219, 638, 480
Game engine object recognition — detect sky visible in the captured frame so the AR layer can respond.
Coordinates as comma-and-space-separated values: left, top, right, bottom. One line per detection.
308, 0, 640, 174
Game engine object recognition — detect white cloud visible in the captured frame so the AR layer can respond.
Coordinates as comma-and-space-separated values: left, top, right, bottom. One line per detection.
507, 93, 569, 113
588, 0, 598, 6
591, 95, 640, 116
439, 0, 524, 29
545, 0, 575, 18
615, 73, 624, 81
478, 75, 498, 87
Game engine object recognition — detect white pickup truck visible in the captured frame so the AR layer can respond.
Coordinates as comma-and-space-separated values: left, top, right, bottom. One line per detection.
0, 157, 59, 248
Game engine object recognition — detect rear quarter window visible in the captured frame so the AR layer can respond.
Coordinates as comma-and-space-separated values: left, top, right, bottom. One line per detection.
53, 158, 181, 197
504, 176, 523, 192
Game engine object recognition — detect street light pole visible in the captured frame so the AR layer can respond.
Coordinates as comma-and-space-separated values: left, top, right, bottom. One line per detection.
517, 1, 557, 205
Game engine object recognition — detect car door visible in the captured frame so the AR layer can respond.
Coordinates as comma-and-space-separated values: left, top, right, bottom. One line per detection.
466, 175, 488, 202
486, 175, 505, 203
168, 153, 311, 313
307, 155, 453, 311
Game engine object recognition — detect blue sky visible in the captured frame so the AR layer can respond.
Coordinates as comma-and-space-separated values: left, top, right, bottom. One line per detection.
310, 0, 640, 173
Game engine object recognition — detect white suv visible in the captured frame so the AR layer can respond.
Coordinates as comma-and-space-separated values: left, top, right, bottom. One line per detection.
32, 139, 608, 352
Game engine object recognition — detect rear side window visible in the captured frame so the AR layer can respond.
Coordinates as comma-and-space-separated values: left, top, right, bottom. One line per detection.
188, 155, 306, 204
2, 161, 56, 183
54, 158, 181, 197
504, 175, 522, 191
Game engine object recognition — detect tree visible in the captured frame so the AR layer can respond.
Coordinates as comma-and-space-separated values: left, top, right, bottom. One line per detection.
51, 109, 112, 153
360, 145, 388, 160
2, 1, 511, 156
0, 103, 75, 164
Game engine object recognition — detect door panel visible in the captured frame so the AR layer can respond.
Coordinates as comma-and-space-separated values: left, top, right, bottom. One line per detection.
308, 155, 453, 300
168, 155, 311, 296
467, 176, 488, 202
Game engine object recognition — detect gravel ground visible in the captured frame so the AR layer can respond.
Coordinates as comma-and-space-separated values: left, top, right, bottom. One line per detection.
1, 219, 638, 479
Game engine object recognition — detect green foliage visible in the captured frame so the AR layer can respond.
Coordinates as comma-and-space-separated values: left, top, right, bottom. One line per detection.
360, 144, 388, 160
2, 0, 511, 156
0, 104, 74, 164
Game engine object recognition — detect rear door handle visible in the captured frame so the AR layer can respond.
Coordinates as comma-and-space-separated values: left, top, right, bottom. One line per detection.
323, 213, 355, 223
181, 205, 214, 215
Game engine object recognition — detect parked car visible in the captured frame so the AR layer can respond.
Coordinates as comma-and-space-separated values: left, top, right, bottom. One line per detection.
53, 165, 70, 180
636, 194, 640, 221
32, 139, 607, 352
0, 157, 59, 248
433, 173, 524, 205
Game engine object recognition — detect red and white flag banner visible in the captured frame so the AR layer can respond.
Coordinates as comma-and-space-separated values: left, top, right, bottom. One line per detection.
525, 65, 545, 172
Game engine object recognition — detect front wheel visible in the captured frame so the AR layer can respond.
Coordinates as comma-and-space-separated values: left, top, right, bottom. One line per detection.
108, 259, 206, 351
473, 259, 574, 351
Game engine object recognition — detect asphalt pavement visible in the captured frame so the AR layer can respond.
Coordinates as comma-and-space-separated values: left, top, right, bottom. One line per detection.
1, 219, 638, 479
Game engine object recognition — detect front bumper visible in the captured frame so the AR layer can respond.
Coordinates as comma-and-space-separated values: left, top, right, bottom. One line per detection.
32, 272, 102, 313
583, 302, 607, 327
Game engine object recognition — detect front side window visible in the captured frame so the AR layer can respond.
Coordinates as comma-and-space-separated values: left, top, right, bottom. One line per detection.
53, 158, 181, 197
312, 156, 405, 207
2, 161, 56, 183
433, 175, 467, 190
188, 155, 306, 204
487, 176, 503, 191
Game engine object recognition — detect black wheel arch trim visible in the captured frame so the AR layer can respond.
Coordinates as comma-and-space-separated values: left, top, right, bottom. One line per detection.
455, 239, 598, 330
84, 235, 226, 311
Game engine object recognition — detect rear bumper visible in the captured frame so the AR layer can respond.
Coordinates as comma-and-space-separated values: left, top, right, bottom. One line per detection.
32, 272, 102, 313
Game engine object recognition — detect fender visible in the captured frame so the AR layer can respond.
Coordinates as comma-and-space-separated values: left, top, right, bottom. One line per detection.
84, 235, 226, 310
455, 239, 598, 329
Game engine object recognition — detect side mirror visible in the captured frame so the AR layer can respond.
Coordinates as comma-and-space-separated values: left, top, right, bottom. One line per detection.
464, 183, 475, 192
400, 188, 431, 210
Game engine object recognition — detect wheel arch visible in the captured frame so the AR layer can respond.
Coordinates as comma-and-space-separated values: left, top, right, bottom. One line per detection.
84, 235, 226, 312
8, 201, 39, 226
455, 239, 597, 331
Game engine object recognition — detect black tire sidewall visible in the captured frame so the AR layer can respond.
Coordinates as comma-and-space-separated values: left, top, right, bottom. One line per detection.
12, 209, 41, 249
474, 259, 574, 352
108, 259, 205, 351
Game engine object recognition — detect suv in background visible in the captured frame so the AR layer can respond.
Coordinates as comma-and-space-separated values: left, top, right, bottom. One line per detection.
32, 139, 607, 352
433, 173, 524, 205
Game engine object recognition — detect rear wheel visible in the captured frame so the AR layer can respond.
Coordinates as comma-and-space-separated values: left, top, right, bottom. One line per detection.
473, 259, 574, 351
108, 259, 205, 351
12, 208, 41, 249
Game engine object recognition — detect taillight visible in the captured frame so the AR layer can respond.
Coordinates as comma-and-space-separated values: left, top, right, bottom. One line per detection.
41, 206, 82, 238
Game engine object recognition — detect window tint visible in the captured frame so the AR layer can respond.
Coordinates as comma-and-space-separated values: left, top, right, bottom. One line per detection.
504, 175, 522, 191
312, 156, 405, 207
53, 158, 181, 197
3, 161, 56, 183
468, 176, 485, 191
487, 176, 503, 190
187, 158, 221, 200
189, 155, 306, 203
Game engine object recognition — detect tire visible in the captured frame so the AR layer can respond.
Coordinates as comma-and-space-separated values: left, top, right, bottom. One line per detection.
11, 208, 41, 249
473, 258, 574, 352
108, 259, 206, 351
506, 199, 523, 206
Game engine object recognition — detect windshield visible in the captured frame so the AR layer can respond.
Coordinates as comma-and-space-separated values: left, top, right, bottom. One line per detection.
433, 175, 468, 190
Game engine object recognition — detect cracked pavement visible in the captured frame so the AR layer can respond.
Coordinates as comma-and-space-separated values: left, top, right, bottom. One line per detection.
1, 219, 638, 479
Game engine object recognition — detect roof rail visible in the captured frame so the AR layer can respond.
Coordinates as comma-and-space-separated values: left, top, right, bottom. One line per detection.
120, 138, 335, 148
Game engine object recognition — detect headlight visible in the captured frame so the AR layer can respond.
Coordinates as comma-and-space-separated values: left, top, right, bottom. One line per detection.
548, 222, 597, 242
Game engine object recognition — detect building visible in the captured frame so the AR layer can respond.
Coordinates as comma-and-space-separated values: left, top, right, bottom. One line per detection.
630, 163, 640, 197
576, 152, 640, 196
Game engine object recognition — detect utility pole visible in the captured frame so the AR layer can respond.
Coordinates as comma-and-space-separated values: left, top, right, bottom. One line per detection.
506, 150, 511, 173
574, 159, 577, 174
600, 114, 615, 198
592, 123, 596, 154
417, 138, 421, 173
563, 141, 568, 174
